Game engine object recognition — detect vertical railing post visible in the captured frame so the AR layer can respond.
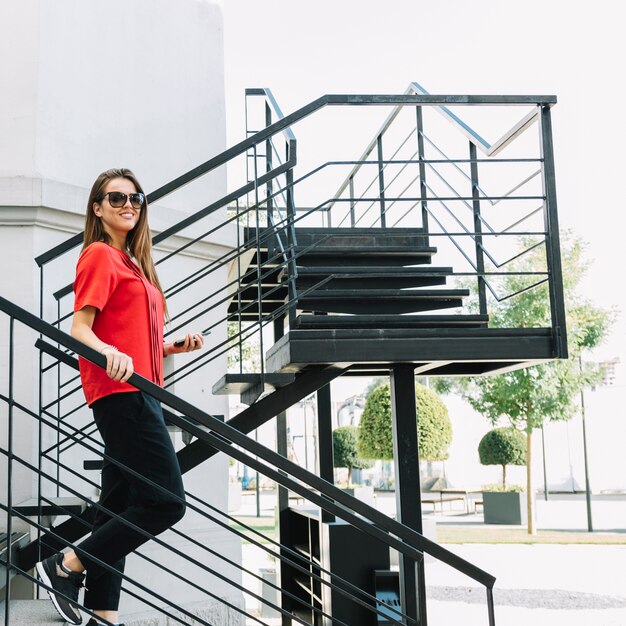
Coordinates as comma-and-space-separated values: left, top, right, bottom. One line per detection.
285, 165, 298, 329
415, 106, 429, 242
376, 134, 386, 227
486, 587, 496, 626
4, 317, 15, 626
251, 144, 265, 379
349, 175, 356, 227
317, 384, 335, 524
265, 101, 274, 227
469, 142, 487, 316
37, 266, 45, 570
235, 198, 244, 372
539, 105, 568, 358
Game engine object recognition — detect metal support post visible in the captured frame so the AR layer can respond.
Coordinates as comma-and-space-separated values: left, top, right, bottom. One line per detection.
273, 318, 291, 625
317, 383, 335, 523
539, 105, 568, 359
390, 364, 426, 625
579, 356, 593, 532
541, 423, 549, 501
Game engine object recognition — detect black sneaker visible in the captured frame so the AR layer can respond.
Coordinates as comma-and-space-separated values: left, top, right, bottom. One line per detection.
36, 552, 84, 625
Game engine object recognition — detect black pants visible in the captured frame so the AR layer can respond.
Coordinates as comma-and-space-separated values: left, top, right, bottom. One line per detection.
76, 391, 186, 610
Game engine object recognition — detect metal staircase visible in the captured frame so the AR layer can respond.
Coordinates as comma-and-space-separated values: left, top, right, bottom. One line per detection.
1, 84, 567, 625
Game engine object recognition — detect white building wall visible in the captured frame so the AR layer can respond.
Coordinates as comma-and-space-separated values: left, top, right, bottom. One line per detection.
0, 0, 244, 620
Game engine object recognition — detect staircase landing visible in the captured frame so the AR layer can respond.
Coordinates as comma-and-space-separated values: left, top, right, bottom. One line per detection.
266, 326, 554, 376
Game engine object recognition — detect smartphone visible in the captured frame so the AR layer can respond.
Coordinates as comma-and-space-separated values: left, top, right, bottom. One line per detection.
173, 329, 211, 347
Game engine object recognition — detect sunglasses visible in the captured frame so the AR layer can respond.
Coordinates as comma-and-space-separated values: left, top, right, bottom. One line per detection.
102, 191, 145, 209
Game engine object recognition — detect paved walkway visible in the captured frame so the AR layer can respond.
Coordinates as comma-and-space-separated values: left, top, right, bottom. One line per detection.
236, 490, 626, 625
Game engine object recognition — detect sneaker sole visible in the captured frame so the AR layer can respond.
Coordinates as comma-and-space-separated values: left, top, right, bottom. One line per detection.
36, 560, 82, 625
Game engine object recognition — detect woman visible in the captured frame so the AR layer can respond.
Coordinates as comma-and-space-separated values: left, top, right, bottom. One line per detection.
36, 168, 203, 626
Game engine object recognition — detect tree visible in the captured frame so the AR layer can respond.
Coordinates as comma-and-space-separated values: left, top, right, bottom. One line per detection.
478, 427, 526, 490
357, 382, 453, 462
332, 426, 373, 485
434, 233, 614, 534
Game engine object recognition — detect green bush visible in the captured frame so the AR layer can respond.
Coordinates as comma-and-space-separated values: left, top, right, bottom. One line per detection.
478, 427, 526, 490
333, 425, 372, 485
357, 382, 452, 462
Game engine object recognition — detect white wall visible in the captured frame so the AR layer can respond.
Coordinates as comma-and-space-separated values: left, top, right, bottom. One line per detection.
0, 0, 243, 619
0, 0, 226, 211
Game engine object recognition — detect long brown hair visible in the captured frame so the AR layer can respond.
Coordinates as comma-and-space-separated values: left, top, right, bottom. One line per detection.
83, 168, 167, 310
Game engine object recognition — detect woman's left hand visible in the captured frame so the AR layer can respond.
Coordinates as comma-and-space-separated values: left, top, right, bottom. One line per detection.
165, 332, 205, 356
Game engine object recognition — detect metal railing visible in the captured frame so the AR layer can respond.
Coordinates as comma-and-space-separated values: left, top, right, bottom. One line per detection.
0, 294, 497, 625
3, 84, 567, 624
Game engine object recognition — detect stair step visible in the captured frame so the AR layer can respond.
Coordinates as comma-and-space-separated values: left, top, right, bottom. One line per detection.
297, 288, 468, 315
293, 266, 453, 276
0, 532, 29, 554
288, 266, 453, 290
212, 372, 296, 395
1, 532, 30, 592
237, 285, 288, 301
294, 227, 428, 248
0, 599, 63, 626
293, 314, 489, 329
227, 301, 284, 317
294, 246, 437, 267
13, 497, 88, 517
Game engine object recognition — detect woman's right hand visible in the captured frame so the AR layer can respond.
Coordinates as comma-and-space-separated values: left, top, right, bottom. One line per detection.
101, 346, 134, 382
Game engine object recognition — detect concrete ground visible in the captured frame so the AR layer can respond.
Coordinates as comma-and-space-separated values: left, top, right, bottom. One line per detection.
4, 492, 624, 625
236, 490, 626, 625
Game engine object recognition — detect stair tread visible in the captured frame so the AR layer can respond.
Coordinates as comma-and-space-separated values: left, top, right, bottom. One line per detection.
293, 227, 427, 234
14, 496, 88, 516
283, 326, 552, 338
298, 288, 469, 298
0, 531, 29, 553
293, 266, 453, 275
294, 314, 489, 328
0, 599, 63, 626
295, 246, 437, 254
212, 372, 296, 395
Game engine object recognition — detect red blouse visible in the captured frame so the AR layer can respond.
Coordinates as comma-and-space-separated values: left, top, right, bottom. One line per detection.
73, 242, 165, 406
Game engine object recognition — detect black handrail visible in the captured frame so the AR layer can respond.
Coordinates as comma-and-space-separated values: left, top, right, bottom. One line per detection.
327, 82, 554, 209
0, 294, 497, 594
20, 87, 567, 625
34, 91, 555, 267
4, 335, 415, 625
1, 298, 500, 625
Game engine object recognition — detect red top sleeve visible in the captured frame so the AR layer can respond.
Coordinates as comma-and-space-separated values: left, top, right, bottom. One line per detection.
74, 242, 119, 313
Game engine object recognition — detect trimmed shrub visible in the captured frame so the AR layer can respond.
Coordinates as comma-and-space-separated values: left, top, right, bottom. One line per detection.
478, 427, 526, 490
357, 382, 452, 462
333, 425, 373, 485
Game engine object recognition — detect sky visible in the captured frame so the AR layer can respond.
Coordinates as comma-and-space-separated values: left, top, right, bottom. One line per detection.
221, 0, 626, 365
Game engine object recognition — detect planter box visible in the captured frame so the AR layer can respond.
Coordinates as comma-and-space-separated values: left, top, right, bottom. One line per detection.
482, 491, 527, 525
